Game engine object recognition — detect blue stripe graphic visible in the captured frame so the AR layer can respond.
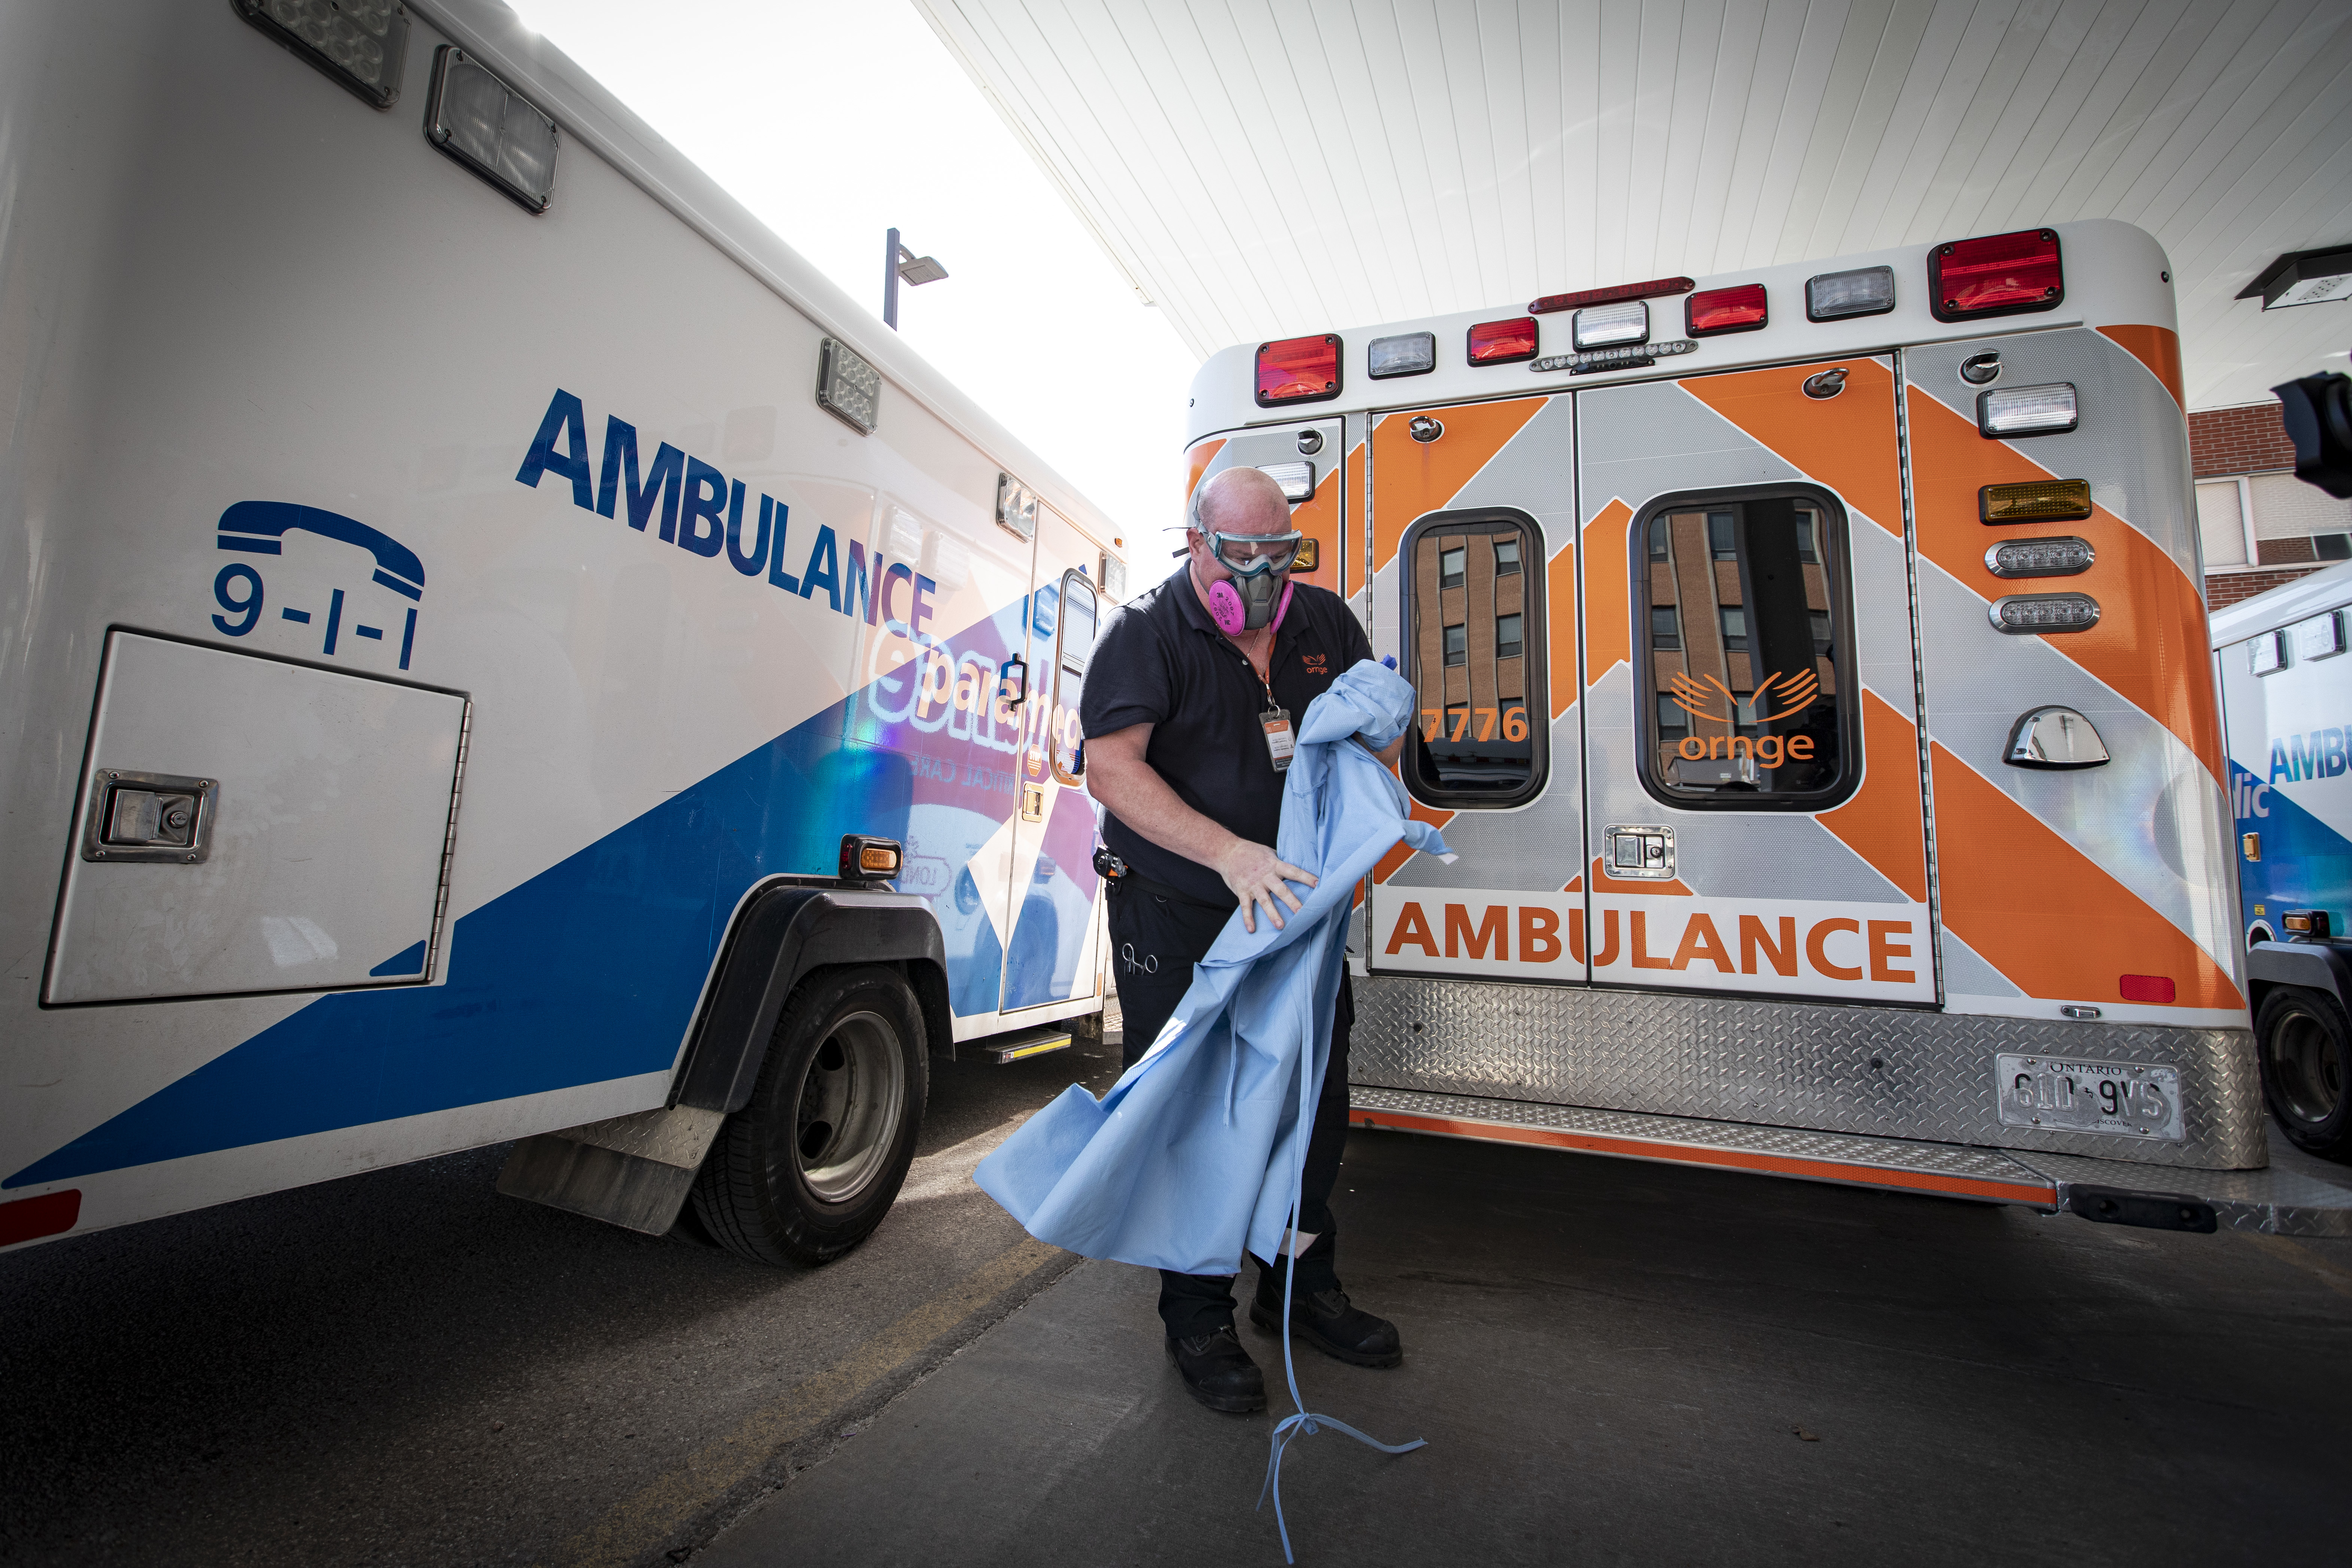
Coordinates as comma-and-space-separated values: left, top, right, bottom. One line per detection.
7, 678, 963, 1188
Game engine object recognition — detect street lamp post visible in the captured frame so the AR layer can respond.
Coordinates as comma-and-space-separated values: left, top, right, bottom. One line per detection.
883, 227, 949, 329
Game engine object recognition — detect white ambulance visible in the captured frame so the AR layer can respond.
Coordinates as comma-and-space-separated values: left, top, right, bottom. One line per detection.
0, 1, 1115, 1262
1187, 220, 2352, 1234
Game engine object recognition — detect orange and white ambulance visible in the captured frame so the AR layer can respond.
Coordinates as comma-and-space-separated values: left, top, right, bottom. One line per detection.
1183, 220, 2352, 1235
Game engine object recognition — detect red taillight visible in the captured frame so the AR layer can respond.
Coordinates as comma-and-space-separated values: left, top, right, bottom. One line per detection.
1687, 283, 1767, 336
1256, 334, 1342, 406
1528, 276, 1693, 315
1467, 317, 1537, 364
2119, 974, 2176, 1004
1930, 228, 2064, 322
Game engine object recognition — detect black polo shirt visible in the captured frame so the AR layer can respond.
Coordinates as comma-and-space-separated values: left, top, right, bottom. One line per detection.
1082, 565, 1374, 907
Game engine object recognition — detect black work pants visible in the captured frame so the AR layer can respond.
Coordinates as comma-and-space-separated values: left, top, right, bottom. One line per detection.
1106, 873, 1354, 1339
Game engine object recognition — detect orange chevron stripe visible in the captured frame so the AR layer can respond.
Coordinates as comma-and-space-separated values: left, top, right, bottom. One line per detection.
1184, 438, 1226, 509
1930, 741, 2240, 1010
1591, 855, 1692, 895
1908, 388, 2222, 778
1374, 798, 1456, 885
1679, 358, 1905, 535
1371, 397, 1548, 571
1818, 689, 1928, 903
1582, 499, 1633, 684
2097, 324, 2184, 410
1279, 440, 1355, 599
1547, 539, 1579, 718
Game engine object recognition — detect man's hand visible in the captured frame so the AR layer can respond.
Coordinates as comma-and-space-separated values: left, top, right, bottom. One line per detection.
1215, 838, 1317, 933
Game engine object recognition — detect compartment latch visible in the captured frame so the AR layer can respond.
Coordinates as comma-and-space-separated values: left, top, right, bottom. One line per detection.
82, 770, 217, 864
1603, 824, 1675, 880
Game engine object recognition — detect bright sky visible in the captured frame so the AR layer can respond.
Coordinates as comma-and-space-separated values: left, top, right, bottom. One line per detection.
516, 0, 1199, 544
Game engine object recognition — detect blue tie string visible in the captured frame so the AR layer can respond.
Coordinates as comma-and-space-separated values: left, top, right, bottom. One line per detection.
1253, 976, 1424, 1562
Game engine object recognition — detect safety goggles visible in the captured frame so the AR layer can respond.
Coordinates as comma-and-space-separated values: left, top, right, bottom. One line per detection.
1198, 527, 1305, 577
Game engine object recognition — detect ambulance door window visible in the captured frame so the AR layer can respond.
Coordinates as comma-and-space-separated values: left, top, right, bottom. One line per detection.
1634, 492, 1858, 810
1049, 569, 1097, 785
1399, 510, 1547, 807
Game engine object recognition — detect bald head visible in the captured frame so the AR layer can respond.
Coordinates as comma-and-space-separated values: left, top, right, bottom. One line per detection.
1192, 465, 1291, 537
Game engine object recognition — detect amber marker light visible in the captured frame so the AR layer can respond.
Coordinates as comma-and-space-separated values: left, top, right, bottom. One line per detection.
1980, 479, 2092, 524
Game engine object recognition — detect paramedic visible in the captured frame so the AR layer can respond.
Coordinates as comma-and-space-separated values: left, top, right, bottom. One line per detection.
1081, 464, 1407, 1414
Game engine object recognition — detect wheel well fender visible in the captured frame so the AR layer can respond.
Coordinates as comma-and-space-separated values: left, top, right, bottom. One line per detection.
2245, 940, 2352, 1020
674, 883, 955, 1115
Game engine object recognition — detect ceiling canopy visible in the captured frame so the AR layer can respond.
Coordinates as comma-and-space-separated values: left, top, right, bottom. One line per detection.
916, 0, 2352, 410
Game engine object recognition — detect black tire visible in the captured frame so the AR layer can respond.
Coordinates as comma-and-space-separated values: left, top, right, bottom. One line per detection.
692, 965, 928, 1265
2255, 985, 2352, 1162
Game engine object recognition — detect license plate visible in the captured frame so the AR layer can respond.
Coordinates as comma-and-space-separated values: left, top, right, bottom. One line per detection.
1996, 1055, 2183, 1141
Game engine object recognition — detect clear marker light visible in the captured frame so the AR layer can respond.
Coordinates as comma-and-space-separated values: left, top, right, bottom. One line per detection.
1367, 332, 1436, 379
237, 0, 409, 105
1257, 462, 1315, 502
428, 49, 559, 211
1573, 300, 1650, 350
1985, 537, 2094, 577
1978, 382, 2078, 437
1806, 266, 1896, 321
1991, 593, 2100, 634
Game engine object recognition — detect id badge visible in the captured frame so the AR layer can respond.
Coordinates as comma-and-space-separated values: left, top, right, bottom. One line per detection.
1260, 706, 1295, 772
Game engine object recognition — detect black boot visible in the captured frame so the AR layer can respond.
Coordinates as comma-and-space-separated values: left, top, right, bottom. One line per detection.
1249, 1275, 1403, 1369
1166, 1325, 1267, 1413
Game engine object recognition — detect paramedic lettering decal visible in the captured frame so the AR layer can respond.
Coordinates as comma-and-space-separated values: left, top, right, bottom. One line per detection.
210, 502, 425, 671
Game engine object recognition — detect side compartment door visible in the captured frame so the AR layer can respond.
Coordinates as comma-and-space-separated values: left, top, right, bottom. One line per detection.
1577, 358, 1934, 1005
1000, 510, 1105, 1012
1361, 395, 1587, 985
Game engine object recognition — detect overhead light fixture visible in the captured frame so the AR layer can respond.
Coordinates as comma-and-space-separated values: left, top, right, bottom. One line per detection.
2238, 246, 2352, 310
882, 227, 947, 328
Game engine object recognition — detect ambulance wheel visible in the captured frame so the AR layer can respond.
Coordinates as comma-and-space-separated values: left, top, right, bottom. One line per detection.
692, 965, 928, 1265
2255, 986, 2352, 1162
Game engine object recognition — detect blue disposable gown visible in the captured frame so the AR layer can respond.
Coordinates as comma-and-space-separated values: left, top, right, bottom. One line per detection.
975, 659, 1451, 1275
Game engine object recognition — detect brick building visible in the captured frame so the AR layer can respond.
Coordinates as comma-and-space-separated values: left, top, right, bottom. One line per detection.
2192, 398, 2352, 610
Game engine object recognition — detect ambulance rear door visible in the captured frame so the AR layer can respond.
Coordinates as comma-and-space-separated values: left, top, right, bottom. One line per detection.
998, 506, 1106, 1012
1576, 357, 1936, 1006
1364, 394, 1587, 984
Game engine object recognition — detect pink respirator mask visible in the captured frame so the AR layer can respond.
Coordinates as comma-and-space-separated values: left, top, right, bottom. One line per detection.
1199, 527, 1301, 636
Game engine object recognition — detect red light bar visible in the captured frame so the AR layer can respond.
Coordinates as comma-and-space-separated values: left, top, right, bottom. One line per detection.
1930, 228, 2064, 322
1467, 316, 1538, 364
1528, 276, 1694, 315
1256, 334, 1342, 406
1687, 283, 1767, 336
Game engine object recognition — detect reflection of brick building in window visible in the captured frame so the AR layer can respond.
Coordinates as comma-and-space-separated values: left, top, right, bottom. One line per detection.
2195, 400, 2352, 609
1412, 529, 1525, 732
1646, 508, 1833, 778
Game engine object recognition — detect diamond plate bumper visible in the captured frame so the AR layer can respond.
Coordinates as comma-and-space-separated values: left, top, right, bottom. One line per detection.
1351, 974, 2266, 1168
1348, 1087, 2352, 1236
